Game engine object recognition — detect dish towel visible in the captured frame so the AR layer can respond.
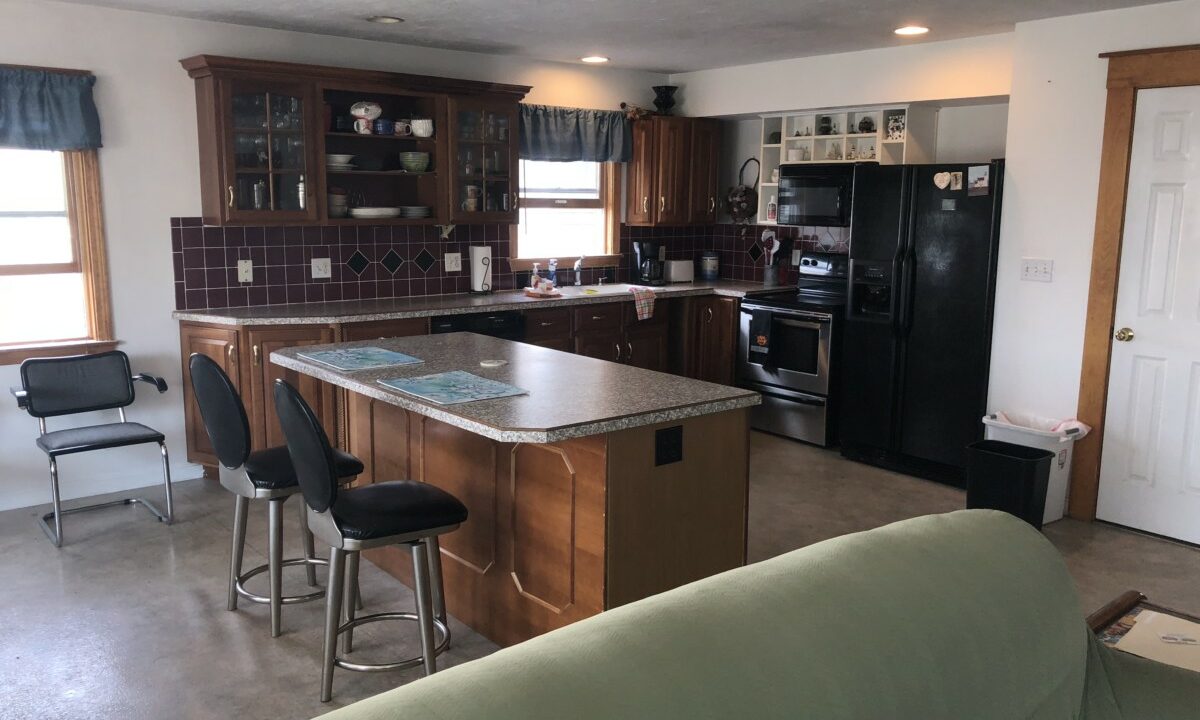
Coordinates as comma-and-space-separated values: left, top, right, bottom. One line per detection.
629, 286, 656, 321
749, 309, 772, 355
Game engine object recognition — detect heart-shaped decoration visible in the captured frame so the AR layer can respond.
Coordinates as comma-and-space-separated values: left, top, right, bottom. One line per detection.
933, 172, 951, 190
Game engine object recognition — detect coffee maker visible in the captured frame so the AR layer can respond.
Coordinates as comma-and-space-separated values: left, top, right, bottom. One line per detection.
632, 240, 665, 286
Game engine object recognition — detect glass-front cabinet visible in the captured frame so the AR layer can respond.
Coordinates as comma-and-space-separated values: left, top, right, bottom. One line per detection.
449, 99, 519, 224
219, 77, 317, 223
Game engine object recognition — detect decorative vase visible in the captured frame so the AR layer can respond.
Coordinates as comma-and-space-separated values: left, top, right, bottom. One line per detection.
652, 86, 678, 115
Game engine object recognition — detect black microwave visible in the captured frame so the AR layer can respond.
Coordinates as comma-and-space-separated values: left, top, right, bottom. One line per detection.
778, 164, 858, 227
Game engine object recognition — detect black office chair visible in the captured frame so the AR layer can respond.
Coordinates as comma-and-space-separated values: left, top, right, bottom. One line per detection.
189, 353, 365, 638
11, 351, 172, 547
273, 379, 467, 702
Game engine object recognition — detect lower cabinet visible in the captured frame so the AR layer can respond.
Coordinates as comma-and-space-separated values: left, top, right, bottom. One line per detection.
179, 323, 240, 466
523, 308, 574, 353
245, 326, 338, 451
693, 296, 738, 385
571, 302, 670, 371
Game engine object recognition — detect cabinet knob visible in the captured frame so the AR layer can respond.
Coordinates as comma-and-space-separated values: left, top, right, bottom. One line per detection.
614, 343, 622, 362
227, 185, 235, 208
626, 342, 634, 362
709, 196, 716, 214
705, 307, 714, 323
252, 344, 261, 367
642, 196, 649, 213
226, 343, 236, 364
660, 196, 666, 213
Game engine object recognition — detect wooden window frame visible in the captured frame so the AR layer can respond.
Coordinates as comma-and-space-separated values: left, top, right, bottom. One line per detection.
509, 162, 621, 271
1070, 44, 1200, 520
0, 148, 116, 365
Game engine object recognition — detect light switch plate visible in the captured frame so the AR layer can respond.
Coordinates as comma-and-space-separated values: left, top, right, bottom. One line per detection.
1020, 257, 1053, 283
444, 252, 462, 272
311, 257, 332, 279
237, 259, 253, 283
791, 249, 803, 266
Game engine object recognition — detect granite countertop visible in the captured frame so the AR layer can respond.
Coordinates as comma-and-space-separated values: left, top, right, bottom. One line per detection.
173, 280, 782, 325
271, 333, 760, 443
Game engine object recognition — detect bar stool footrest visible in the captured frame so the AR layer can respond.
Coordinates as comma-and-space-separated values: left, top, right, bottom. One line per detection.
235, 556, 329, 605
333, 612, 450, 672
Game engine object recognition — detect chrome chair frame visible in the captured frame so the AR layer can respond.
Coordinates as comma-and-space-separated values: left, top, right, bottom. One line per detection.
13, 371, 174, 548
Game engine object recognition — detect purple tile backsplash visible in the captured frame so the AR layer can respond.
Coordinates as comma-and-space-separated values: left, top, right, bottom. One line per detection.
171, 218, 849, 311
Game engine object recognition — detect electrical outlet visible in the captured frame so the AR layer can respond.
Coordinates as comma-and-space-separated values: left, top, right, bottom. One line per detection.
791, 249, 803, 266
1020, 257, 1054, 283
237, 259, 253, 283
444, 252, 462, 272
311, 257, 332, 279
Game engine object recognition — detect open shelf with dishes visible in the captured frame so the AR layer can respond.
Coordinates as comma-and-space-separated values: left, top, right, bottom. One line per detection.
754, 103, 937, 224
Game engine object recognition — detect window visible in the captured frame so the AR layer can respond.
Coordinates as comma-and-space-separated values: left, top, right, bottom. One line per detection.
0, 148, 113, 364
514, 160, 619, 265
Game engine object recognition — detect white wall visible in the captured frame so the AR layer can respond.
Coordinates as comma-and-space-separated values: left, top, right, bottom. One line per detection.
670, 33, 1015, 118
987, 0, 1200, 420
0, 0, 666, 512
936, 103, 1009, 163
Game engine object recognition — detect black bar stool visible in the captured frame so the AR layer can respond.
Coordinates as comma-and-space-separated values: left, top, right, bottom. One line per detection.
189, 354, 364, 637
273, 379, 468, 702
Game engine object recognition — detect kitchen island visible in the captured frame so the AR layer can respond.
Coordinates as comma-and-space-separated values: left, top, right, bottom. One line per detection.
272, 332, 759, 647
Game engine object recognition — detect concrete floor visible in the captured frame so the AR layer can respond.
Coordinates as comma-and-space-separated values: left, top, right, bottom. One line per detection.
2, 431, 1198, 719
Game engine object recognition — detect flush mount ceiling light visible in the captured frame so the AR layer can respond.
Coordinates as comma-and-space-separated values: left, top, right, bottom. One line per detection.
580, 56, 610, 64
366, 15, 404, 24
894, 25, 930, 36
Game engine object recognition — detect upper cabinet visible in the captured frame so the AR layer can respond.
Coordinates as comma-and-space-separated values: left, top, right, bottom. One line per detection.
625, 116, 719, 227
182, 55, 528, 226
449, 99, 520, 224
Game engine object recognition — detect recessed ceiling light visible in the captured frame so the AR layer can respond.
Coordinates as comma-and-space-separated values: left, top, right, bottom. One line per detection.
580, 56, 610, 64
894, 25, 929, 36
366, 15, 404, 24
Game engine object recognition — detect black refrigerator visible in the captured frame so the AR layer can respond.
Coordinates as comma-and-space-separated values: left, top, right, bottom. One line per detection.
839, 161, 1004, 486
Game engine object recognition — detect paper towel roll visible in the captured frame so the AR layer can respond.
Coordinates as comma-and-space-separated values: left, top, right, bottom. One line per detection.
469, 245, 492, 293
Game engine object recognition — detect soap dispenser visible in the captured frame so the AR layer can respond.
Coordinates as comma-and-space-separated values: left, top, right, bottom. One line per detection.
529, 262, 541, 289
547, 258, 558, 287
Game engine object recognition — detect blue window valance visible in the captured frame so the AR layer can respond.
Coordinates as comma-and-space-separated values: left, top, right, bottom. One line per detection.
0, 67, 102, 150
519, 104, 630, 163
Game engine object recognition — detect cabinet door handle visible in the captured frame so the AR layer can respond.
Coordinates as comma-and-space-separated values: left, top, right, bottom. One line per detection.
591, 315, 605, 321
539, 321, 554, 327
512, 192, 519, 210
626, 342, 634, 362
614, 343, 622, 362
642, 196, 648, 213
660, 196, 666, 213
709, 196, 716, 214
705, 307, 714, 323
226, 343, 237, 364
227, 185, 235, 208
252, 344, 261, 367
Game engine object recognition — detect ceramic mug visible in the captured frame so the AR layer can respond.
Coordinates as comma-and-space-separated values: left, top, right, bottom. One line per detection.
394, 120, 413, 137
373, 118, 395, 135
411, 119, 433, 137
786, 148, 800, 162
465, 185, 481, 199
353, 118, 373, 135
463, 197, 479, 212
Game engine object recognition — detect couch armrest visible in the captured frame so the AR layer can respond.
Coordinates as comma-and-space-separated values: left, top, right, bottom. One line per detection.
1084, 634, 1200, 719
132, 374, 169, 393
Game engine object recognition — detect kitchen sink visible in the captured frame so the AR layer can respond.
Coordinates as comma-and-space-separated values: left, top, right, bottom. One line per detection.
559, 283, 636, 297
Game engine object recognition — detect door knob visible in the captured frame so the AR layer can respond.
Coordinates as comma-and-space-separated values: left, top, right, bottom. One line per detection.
1114, 327, 1135, 342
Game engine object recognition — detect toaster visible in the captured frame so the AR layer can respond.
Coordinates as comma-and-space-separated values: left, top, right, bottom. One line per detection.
663, 260, 694, 283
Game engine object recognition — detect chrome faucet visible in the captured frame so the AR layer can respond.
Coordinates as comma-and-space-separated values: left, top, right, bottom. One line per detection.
573, 256, 585, 286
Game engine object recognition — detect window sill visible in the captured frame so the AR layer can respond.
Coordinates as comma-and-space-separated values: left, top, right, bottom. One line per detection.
509, 255, 622, 272
0, 339, 120, 366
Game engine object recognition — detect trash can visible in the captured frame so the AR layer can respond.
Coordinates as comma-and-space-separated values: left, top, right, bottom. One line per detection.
966, 440, 1055, 530
982, 413, 1090, 524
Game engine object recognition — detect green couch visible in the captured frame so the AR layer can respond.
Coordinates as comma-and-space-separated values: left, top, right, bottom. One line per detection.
317, 510, 1200, 719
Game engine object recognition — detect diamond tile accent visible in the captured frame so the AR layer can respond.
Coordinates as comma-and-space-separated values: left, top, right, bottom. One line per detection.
346, 250, 370, 276
413, 248, 436, 274
747, 243, 764, 262
381, 249, 405, 275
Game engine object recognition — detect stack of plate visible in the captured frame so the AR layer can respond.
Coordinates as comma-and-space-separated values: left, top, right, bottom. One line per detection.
399, 152, 430, 173
326, 153, 355, 172
400, 206, 431, 219
349, 207, 402, 219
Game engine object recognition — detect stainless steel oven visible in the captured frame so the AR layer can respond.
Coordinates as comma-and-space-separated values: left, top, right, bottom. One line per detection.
738, 301, 837, 446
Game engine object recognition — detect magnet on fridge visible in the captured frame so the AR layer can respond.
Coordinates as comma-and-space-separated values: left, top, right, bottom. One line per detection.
950, 172, 963, 191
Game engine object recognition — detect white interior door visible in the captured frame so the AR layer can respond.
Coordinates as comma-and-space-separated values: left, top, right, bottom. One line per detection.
1097, 86, 1200, 542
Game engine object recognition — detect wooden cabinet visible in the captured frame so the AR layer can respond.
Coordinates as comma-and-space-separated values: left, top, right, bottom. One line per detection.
693, 297, 739, 385
181, 55, 529, 227
573, 306, 625, 362
179, 323, 241, 466
570, 303, 670, 371
449, 98, 520, 224
523, 308, 573, 352
626, 116, 719, 227
341, 317, 429, 341
623, 303, 670, 372
245, 326, 338, 450
689, 119, 722, 224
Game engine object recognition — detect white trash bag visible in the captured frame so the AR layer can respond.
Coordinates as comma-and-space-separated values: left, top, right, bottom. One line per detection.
981, 412, 1092, 525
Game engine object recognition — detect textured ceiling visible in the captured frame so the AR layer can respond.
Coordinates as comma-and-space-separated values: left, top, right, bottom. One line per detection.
56, 0, 1165, 73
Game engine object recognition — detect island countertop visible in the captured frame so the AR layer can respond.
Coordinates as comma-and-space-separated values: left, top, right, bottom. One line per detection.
271, 333, 760, 443
174, 280, 778, 325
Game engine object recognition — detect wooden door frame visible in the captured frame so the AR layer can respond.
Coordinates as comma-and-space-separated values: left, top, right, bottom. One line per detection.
1070, 44, 1200, 520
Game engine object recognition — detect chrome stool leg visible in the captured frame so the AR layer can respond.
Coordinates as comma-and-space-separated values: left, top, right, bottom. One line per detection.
158, 442, 174, 524
40, 458, 64, 548
268, 497, 285, 637
300, 499, 319, 587
411, 540, 437, 676
341, 551, 360, 655
426, 536, 448, 630
321, 548, 347, 703
227, 495, 249, 611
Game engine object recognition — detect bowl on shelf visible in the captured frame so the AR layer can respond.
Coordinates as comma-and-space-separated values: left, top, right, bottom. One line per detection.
410, 119, 433, 137
399, 151, 430, 173
326, 162, 356, 172
399, 205, 431, 218
325, 153, 354, 164
349, 206, 402, 219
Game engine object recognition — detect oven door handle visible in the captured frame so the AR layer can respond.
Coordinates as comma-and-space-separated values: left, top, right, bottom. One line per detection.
756, 387, 827, 406
775, 318, 826, 332
741, 306, 833, 324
